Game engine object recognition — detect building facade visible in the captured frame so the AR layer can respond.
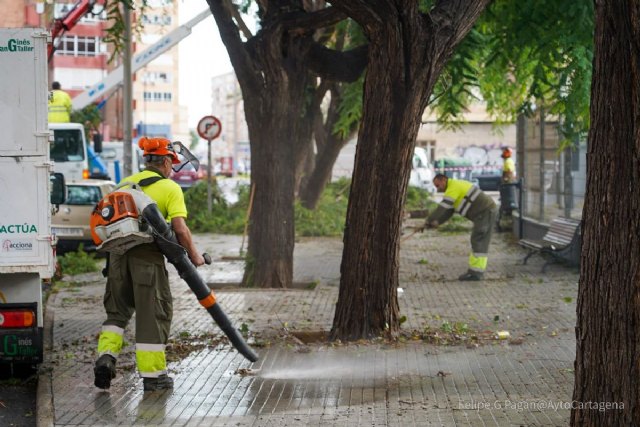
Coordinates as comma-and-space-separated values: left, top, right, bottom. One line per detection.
210, 71, 250, 173
0, 0, 187, 143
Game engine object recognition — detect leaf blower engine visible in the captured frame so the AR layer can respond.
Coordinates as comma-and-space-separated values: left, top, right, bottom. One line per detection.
90, 182, 259, 363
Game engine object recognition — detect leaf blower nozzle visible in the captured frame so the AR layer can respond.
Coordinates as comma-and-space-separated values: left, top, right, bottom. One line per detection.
141, 204, 259, 362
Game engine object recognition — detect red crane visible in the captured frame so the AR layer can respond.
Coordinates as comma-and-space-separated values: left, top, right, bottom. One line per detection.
48, 0, 105, 60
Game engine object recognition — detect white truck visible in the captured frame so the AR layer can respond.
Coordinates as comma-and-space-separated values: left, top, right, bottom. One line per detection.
0, 28, 62, 365
49, 122, 91, 182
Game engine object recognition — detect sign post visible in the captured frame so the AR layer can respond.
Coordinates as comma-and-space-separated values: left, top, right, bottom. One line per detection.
197, 115, 222, 213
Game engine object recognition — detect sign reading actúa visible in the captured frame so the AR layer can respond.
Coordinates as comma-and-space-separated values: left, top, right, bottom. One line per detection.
197, 115, 222, 140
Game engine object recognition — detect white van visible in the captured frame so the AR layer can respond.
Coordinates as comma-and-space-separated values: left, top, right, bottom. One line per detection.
409, 147, 436, 193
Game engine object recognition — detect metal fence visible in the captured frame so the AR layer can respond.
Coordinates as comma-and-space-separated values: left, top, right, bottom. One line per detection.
516, 115, 586, 224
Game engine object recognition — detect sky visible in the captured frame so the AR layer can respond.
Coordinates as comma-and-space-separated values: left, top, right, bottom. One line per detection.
177, 2, 233, 128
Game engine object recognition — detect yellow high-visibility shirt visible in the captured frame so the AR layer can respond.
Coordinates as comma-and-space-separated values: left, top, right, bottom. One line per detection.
503, 158, 515, 174
48, 89, 72, 123
121, 170, 188, 221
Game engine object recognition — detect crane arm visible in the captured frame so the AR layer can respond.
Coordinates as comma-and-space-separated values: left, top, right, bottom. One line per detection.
72, 9, 211, 111
48, 0, 101, 60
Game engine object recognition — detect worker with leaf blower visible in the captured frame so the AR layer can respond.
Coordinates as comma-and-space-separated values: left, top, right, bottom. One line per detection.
92, 137, 205, 392
423, 174, 498, 281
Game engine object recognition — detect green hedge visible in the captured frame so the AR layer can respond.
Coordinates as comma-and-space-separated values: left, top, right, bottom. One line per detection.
185, 178, 435, 237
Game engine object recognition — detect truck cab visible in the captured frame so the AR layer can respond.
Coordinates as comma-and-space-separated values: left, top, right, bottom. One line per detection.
49, 122, 90, 182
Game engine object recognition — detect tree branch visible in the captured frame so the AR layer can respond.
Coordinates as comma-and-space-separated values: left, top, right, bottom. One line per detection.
306, 43, 368, 82
206, 0, 261, 93
326, 0, 391, 29
428, 0, 492, 47
282, 6, 347, 33
229, 1, 253, 40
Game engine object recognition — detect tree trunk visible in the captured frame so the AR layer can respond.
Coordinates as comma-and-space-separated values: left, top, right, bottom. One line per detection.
240, 38, 310, 287
571, 1, 640, 424
300, 134, 346, 209
300, 84, 349, 209
330, 66, 420, 339
329, 0, 490, 341
241, 95, 297, 288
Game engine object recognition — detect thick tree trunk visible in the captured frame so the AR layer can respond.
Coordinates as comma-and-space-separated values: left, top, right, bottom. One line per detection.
240, 48, 309, 287
571, 1, 640, 424
241, 97, 296, 288
329, 0, 490, 341
330, 31, 430, 340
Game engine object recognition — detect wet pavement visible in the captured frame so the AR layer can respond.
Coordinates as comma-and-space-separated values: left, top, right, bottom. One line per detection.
39, 222, 579, 426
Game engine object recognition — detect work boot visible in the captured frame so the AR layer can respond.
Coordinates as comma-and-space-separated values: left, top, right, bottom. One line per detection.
458, 270, 484, 281
143, 374, 174, 391
94, 354, 116, 389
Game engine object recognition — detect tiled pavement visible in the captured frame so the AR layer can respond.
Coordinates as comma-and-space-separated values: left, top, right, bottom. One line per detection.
38, 222, 579, 426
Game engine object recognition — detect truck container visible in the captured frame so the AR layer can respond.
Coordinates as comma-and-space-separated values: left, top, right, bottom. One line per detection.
0, 28, 54, 364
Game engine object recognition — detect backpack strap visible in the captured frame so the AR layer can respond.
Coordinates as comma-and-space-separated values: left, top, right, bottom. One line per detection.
137, 172, 166, 187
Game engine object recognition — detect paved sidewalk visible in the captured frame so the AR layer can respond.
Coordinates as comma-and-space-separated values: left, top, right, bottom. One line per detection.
38, 224, 579, 426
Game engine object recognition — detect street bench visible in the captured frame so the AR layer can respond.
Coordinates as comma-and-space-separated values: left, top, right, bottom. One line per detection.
519, 217, 582, 272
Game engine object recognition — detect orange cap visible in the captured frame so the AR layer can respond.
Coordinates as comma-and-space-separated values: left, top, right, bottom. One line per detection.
138, 137, 180, 164
501, 147, 513, 158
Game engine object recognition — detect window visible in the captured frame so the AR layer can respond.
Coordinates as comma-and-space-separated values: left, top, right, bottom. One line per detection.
142, 71, 172, 84
66, 185, 103, 205
143, 91, 173, 102
54, 35, 102, 57
50, 129, 85, 162
141, 14, 172, 26
54, 3, 106, 22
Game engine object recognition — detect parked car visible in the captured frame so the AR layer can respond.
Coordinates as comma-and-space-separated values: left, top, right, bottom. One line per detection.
169, 162, 202, 190
52, 180, 115, 253
472, 168, 503, 191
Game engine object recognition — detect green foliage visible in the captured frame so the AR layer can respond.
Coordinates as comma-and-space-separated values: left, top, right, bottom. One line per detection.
331, 20, 366, 139
431, 28, 485, 128
405, 186, 437, 211
186, 177, 433, 238
331, 77, 364, 140
438, 215, 472, 234
429, 0, 593, 143
184, 180, 247, 234
57, 246, 100, 276
477, 0, 593, 141
294, 178, 350, 237
70, 104, 101, 136
102, 1, 150, 62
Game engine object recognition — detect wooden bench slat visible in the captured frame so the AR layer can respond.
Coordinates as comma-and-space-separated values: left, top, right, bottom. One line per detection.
519, 217, 581, 271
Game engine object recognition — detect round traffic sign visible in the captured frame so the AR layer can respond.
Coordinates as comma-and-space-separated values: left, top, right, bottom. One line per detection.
197, 115, 222, 140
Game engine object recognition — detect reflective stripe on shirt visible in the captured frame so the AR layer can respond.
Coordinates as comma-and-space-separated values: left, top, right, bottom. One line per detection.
458, 185, 481, 216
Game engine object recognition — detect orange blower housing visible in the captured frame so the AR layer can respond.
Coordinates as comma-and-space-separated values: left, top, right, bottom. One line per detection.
90, 190, 154, 254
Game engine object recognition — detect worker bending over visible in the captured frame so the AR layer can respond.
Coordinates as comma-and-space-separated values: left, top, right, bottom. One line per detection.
425, 174, 498, 281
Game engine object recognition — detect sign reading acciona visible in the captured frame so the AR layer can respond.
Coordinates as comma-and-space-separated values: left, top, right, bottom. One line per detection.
197, 115, 222, 140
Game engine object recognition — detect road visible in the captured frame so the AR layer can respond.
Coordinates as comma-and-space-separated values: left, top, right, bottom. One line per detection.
0, 365, 37, 427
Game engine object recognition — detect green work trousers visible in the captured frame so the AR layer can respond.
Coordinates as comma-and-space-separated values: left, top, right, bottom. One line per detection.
98, 243, 172, 377
468, 206, 499, 272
